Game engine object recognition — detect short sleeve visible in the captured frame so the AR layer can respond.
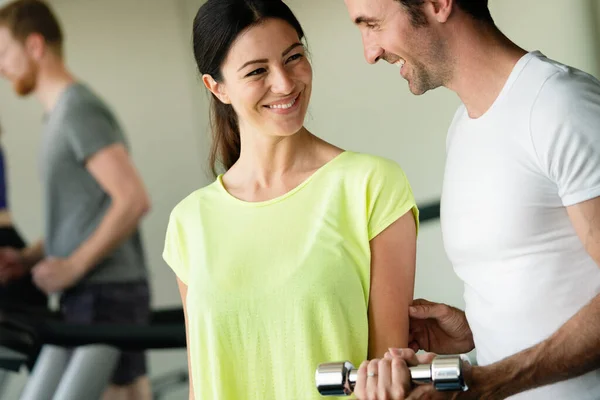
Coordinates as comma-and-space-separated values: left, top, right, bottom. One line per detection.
65, 102, 124, 163
530, 71, 600, 206
162, 211, 189, 285
366, 158, 419, 240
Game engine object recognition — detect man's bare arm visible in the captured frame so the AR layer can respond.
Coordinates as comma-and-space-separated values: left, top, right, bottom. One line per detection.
68, 143, 150, 274
21, 239, 44, 268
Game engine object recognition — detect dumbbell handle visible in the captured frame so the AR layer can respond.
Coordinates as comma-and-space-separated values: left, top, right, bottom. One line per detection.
315, 354, 470, 396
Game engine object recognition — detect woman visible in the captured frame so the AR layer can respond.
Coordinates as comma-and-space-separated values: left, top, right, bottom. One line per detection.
163, 1, 419, 399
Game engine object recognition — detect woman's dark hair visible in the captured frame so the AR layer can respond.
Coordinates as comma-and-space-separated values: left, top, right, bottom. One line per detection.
193, 0, 305, 176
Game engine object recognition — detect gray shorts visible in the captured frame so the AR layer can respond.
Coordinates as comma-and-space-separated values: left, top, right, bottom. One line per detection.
60, 281, 150, 386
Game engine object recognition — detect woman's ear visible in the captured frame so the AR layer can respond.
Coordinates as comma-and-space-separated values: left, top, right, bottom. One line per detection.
202, 74, 231, 104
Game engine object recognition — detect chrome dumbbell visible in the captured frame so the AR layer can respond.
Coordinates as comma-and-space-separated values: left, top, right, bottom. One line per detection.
315, 354, 470, 396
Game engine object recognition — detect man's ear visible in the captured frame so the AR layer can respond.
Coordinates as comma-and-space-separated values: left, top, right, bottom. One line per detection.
427, 0, 453, 23
202, 74, 231, 104
24, 33, 46, 61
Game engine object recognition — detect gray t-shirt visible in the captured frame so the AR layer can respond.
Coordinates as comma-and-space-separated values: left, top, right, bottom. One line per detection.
40, 82, 147, 284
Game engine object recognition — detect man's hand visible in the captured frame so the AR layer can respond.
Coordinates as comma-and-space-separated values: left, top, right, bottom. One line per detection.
0, 247, 29, 284
406, 384, 462, 400
409, 299, 475, 355
354, 349, 437, 400
32, 257, 85, 294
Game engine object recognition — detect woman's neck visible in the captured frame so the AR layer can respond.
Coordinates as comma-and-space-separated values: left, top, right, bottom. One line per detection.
221, 126, 343, 202
231, 126, 318, 187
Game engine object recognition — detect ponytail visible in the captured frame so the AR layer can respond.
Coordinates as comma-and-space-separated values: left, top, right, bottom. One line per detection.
208, 95, 240, 177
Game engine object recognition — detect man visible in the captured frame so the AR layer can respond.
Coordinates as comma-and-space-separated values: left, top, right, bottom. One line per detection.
343, 0, 600, 399
0, 1, 152, 399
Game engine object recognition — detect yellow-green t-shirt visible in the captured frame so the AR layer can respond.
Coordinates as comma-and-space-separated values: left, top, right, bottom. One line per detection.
163, 151, 418, 400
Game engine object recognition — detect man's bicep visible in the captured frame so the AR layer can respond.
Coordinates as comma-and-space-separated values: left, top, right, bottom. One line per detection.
567, 196, 600, 266
85, 143, 146, 201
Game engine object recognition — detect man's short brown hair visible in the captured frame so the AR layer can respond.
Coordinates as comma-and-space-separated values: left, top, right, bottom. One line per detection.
397, 0, 493, 27
0, 0, 63, 54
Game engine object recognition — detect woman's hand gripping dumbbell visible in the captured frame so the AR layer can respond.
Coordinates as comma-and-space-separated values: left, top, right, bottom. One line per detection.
316, 348, 471, 399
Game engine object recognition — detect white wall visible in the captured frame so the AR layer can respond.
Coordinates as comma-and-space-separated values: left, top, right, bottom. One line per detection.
0, 0, 598, 398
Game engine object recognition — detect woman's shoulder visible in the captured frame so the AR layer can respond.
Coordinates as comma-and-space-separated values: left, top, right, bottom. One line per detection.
324, 151, 414, 198
334, 151, 409, 177
168, 179, 223, 220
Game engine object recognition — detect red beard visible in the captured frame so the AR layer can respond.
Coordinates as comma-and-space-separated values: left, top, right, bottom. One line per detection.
13, 68, 37, 96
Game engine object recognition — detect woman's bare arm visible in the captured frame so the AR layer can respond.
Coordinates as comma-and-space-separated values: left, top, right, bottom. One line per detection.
177, 278, 195, 400
367, 211, 417, 359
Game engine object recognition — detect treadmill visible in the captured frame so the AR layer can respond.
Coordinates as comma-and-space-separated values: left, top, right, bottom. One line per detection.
0, 306, 186, 400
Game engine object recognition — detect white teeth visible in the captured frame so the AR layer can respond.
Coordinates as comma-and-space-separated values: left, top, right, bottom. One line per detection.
395, 59, 405, 68
268, 97, 296, 109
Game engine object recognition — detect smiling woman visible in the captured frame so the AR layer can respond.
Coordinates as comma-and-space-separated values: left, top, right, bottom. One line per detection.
194, 0, 312, 177
162, 1, 420, 399
203, 19, 312, 158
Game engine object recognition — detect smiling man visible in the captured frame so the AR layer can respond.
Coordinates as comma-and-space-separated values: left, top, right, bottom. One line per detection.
343, 0, 600, 399
0, 1, 152, 399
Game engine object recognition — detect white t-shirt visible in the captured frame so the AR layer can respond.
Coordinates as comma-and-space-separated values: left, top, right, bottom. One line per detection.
441, 51, 600, 399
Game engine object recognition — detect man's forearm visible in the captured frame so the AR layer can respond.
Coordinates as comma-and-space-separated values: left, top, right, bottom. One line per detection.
467, 294, 600, 398
69, 201, 148, 274
21, 240, 44, 268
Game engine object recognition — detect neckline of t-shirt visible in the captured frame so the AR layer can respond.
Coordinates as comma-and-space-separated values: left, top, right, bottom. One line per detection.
43, 81, 85, 122
463, 50, 543, 123
216, 150, 350, 207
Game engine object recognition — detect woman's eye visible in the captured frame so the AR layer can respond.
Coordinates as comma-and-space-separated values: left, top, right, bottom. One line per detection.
287, 53, 303, 63
246, 68, 266, 77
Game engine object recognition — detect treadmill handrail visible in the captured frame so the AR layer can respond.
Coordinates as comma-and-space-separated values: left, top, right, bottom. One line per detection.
0, 307, 187, 351
36, 320, 186, 350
